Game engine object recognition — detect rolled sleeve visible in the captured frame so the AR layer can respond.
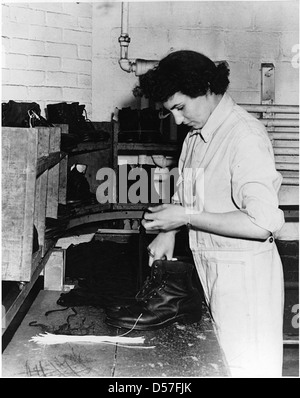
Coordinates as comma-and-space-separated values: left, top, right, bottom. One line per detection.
231, 128, 285, 234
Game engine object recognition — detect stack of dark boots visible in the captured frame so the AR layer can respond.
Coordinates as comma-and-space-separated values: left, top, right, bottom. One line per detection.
139, 108, 162, 143
118, 107, 163, 143
118, 107, 140, 142
105, 258, 203, 330
47, 102, 109, 147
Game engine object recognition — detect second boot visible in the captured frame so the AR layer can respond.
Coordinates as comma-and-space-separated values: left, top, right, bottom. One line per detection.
105, 258, 203, 330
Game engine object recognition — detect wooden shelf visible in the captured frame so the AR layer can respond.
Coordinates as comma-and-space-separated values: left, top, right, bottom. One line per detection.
117, 141, 178, 155
112, 202, 163, 211
70, 140, 111, 154
37, 151, 67, 177
67, 208, 144, 230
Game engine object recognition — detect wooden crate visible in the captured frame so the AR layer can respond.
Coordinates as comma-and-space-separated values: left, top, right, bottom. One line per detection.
2, 126, 65, 282
2, 128, 38, 281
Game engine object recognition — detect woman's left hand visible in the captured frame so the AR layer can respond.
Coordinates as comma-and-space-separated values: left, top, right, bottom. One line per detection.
142, 204, 187, 231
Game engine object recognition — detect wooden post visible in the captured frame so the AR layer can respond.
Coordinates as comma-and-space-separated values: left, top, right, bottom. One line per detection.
43, 248, 65, 291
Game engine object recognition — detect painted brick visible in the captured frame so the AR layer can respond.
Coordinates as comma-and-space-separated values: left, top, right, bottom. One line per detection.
10, 6, 45, 26
168, 29, 226, 61
28, 86, 63, 101
62, 87, 92, 103
63, 29, 92, 46
63, 2, 92, 18
131, 1, 254, 31
11, 69, 45, 86
2, 21, 29, 38
2, 37, 10, 53
92, 2, 119, 29
46, 42, 77, 58
28, 25, 62, 42
182, 2, 254, 30
78, 74, 92, 88
253, 1, 299, 32
46, 71, 77, 87
93, 57, 137, 95
112, 26, 227, 62
62, 58, 91, 74
2, 4, 10, 19
2, 69, 10, 84
28, 56, 61, 71
228, 60, 261, 91
45, 12, 78, 29
225, 31, 281, 60
10, 38, 45, 56
85, 104, 92, 118
228, 90, 261, 105
280, 32, 300, 61
5, 54, 28, 70
2, 85, 28, 100
92, 57, 137, 120
275, 62, 299, 105
78, 16, 92, 31
30, 2, 63, 13
78, 45, 92, 60
110, 26, 164, 60
94, 28, 114, 58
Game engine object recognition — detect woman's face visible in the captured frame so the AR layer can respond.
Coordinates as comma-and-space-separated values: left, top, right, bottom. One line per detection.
163, 91, 218, 130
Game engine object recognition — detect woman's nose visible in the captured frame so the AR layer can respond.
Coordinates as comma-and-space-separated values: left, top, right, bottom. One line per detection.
173, 112, 184, 125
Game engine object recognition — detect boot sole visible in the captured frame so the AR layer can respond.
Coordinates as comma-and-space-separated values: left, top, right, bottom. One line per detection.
105, 313, 202, 331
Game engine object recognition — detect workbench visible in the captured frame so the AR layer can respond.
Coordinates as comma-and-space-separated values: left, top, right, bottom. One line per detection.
2, 290, 230, 378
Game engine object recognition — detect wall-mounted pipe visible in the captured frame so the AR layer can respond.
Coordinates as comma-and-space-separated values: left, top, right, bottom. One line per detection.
118, 4, 230, 77
118, 2, 158, 75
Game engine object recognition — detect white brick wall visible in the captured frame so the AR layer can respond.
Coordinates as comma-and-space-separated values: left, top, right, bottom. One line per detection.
92, 1, 299, 120
2, 2, 93, 116
2, 1, 299, 121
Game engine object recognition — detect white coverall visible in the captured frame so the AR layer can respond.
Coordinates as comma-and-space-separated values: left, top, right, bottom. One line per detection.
173, 93, 285, 377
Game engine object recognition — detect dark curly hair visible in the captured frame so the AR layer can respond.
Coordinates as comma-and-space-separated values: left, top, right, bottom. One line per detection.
138, 50, 230, 103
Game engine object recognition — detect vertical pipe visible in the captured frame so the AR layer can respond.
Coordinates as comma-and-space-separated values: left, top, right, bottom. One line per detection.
121, 2, 129, 35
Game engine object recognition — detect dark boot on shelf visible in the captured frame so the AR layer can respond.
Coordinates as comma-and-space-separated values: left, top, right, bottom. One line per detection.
139, 107, 163, 143
105, 258, 203, 330
47, 102, 109, 143
66, 164, 93, 204
118, 107, 140, 142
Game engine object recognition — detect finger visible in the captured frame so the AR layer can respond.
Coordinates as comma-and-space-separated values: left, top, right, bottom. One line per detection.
148, 204, 166, 213
143, 220, 160, 230
165, 250, 173, 260
143, 212, 155, 221
141, 219, 148, 228
148, 257, 154, 267
148, 254, 163, 267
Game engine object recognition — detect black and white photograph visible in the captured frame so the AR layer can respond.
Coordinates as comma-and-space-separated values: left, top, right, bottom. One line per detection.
1, 0, 299, 380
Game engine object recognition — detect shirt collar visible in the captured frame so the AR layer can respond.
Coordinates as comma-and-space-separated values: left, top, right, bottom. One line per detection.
189, 92, 235, 142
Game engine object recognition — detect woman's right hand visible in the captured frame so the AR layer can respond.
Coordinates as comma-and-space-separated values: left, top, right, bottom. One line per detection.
145, 230, 177, 267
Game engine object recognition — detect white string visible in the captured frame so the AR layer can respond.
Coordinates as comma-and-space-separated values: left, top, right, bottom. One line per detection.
29, 313, 155, 348
118, 313, 144, 337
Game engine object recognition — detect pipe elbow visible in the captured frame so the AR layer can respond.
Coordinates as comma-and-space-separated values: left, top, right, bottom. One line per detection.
134, 59, 158, 76
118, 58, 135, 73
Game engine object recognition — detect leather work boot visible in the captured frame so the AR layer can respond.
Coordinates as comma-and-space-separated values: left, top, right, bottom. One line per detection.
105, 258, 203, 330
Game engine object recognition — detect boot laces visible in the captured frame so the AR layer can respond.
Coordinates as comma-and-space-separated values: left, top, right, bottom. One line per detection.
135, 268, 161, 300
137, 277, 167, 302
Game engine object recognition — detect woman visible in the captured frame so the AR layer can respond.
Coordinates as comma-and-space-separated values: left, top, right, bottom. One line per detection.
140, 50, 285, 377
